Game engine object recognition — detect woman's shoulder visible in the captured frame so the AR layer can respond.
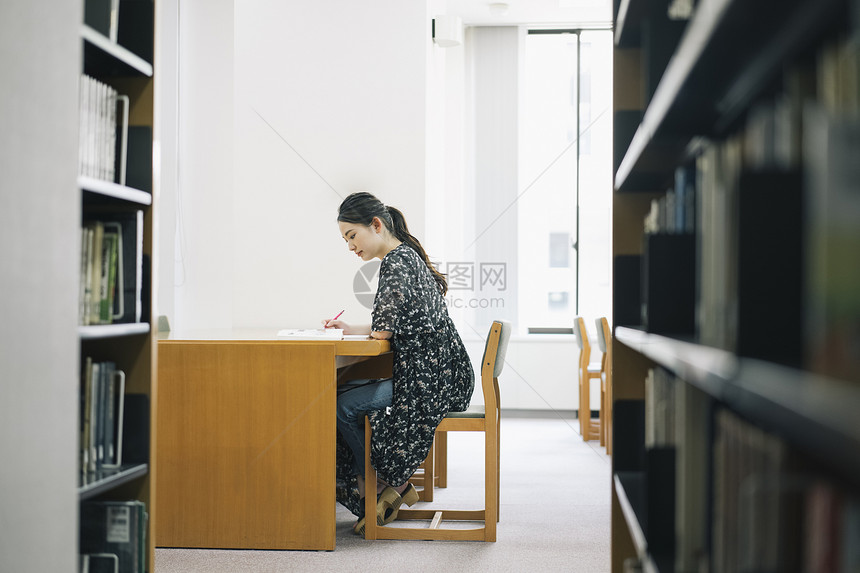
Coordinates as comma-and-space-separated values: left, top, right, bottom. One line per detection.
381, 243, 421, 269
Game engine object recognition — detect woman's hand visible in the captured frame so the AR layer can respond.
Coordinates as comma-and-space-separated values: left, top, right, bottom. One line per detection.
370, 330, 392, 340
322, 318, 348, 331
322, 320, 372, 336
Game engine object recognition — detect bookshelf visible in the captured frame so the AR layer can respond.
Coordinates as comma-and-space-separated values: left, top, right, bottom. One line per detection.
78, 1, 157, 571
611, 0, 860, 571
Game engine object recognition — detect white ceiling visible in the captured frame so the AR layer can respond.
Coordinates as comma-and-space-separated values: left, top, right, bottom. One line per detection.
442, 0, 613, 27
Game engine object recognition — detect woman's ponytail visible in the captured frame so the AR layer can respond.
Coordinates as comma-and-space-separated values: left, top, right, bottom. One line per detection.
386, 206, 448, 296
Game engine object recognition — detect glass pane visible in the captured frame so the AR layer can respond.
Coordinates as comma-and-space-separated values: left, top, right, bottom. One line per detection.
577, 30, 613, 325
519, 32, 580, 329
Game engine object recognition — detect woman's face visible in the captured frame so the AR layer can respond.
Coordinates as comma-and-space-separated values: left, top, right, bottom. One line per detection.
339, 219, 383, 261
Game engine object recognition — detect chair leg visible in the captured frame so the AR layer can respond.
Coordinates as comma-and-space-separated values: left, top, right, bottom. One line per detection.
485, 423, 498, 541
364, 416, 378, 540
422, 439, 434, 502
435, 430, 447, 488
599, 378, 606, 447
496, 409, 501, 521
581, 368, 591, 441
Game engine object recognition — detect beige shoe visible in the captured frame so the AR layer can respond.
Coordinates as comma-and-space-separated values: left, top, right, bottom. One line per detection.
376, 486, 402, 525
378, 483, 420, 525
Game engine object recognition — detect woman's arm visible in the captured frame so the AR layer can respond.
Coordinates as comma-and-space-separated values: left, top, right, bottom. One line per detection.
322, 320, 372, 335
370, 330, 392, 340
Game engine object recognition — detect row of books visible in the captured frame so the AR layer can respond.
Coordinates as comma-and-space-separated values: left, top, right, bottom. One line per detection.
644, 368, 709, 571
712, 408, 860, 573
81, 358, 126, 473
79, 211, 143, 326
80, 500, 148, 573
646, 373, 860, 572
642, 164, 696, 235
802, 35, 860, 383
79, 74, 127, 183
693, 33, 860, 379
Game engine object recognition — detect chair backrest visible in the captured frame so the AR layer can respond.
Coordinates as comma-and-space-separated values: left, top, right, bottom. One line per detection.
575, 317, 591, 367
481, 320, 511, 411
481, 320, 511, 379
595, 317, 611, 372
573, 317, 584, 349
594, 318, 607, 353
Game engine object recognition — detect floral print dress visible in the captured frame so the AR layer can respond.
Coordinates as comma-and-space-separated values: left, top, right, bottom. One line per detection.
335, 243, 475, 517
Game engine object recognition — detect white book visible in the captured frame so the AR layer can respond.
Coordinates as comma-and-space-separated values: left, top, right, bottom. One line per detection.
277, 328, 344, 339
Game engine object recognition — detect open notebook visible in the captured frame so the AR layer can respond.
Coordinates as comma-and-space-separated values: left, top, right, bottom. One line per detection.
276, 329, 370, 340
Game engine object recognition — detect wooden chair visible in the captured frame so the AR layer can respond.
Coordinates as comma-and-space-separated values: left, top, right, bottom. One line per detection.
595, 317, 613, 453
363, 319, 511, 541
574, 317, 603, 443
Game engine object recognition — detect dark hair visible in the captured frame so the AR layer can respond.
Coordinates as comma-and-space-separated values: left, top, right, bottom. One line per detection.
338, 192, 448, 295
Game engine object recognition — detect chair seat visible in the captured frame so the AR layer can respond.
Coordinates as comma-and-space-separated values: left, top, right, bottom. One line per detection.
447, 405, 486, 418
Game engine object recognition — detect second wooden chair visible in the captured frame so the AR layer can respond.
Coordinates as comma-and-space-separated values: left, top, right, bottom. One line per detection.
574, 317, 603, 443
595, 316, 612, 452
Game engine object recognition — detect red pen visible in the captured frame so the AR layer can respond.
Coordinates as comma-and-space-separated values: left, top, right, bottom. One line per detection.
326, 309, 344, 328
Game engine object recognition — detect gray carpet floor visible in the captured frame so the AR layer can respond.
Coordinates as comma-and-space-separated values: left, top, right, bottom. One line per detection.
155, 413, 612, 572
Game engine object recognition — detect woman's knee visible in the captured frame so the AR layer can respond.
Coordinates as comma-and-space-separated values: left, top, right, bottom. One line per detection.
336, 397, 361, 426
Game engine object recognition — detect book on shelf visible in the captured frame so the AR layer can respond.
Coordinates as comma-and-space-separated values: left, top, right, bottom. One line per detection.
644, 367, 675, 449
803, 102, 860, 383
80, 500, 147, 573
79, 74, 126, 184
674, 381, 709, 573
711, 409, 806, 573
695, 135, 743, 351
80, 210, 144, 326
119, 394, 150, 465
81, 359, 126, 473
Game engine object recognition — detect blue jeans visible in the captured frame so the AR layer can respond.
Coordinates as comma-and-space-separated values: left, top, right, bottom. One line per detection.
336, 378, 393, 476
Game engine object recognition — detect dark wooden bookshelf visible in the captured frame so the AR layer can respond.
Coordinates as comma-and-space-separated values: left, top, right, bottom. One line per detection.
78, 1, 156, 570
611, 0, 859, 570
614, 0, 849, 193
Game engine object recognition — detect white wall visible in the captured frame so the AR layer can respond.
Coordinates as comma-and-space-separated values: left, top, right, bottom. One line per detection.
0, 1, 80, 570
161, 0, 429, 332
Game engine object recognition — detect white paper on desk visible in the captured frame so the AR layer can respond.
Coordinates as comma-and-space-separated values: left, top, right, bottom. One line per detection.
343, 334, 373, 340
276, 328, 344, 339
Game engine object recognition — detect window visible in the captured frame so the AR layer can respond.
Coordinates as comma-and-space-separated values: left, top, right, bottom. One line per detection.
443, 26, 613, 335
518, 29, 613, 330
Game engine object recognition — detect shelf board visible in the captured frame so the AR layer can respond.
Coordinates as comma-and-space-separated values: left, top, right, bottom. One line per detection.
614, 0, 643, 47
81, 24, 153, 77
615, 472, 648, 558
732, 360, 860, 485
79, 323, 150, 340
79, 176, 152, 206
615, 326, 738, 396
614, 0, 847, 192
79, 463, 148, 500
615, 326, 860, 485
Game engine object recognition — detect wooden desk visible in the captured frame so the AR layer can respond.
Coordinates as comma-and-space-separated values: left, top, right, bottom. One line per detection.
155, 330, 391, 550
